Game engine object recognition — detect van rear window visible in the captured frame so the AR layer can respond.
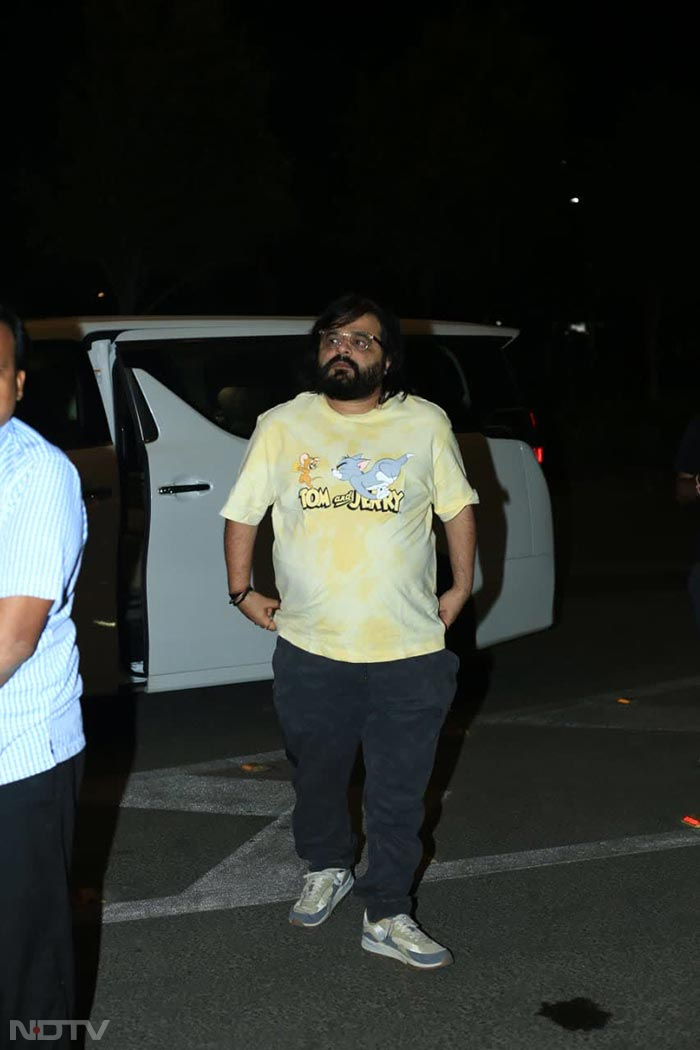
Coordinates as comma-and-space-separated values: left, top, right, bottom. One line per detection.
404, 335, 523, 431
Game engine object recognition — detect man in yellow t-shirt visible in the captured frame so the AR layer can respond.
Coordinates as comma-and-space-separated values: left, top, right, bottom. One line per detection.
221, 294, 478, 970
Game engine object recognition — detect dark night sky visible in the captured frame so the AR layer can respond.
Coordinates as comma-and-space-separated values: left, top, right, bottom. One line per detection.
3, 3, 696, 154
3, 2, 695, 180
1, 1, 698, 322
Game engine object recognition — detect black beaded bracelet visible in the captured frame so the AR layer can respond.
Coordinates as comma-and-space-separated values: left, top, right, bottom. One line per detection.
229, 586, 253, 607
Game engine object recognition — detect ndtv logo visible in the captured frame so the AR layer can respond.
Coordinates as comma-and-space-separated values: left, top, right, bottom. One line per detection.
10, 1020, 110, 1041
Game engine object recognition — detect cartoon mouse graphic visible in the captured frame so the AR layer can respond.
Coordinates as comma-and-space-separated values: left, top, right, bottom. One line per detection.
332, 453, 413, 500
293, 452, 321, 488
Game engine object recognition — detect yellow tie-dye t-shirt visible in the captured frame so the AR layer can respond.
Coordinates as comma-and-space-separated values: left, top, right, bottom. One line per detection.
220, 391, 478, 662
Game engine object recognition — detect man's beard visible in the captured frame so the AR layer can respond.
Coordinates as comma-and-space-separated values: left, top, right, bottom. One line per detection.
316, 356, 386, 401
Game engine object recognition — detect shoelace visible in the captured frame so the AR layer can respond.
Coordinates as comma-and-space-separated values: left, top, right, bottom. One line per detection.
390, 915, 435, 947
298, 870, 337, 908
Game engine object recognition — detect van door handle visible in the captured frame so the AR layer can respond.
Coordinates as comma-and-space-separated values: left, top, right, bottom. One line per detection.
158, 483, 212, 495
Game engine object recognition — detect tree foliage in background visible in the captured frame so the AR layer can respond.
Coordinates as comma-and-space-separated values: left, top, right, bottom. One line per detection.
23, 0, 294, 312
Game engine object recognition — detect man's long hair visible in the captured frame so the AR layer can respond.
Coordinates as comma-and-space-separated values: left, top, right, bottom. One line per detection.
299, 293, 409, 403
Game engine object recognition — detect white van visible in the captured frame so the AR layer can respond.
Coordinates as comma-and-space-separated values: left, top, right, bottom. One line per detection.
21, 316, 554, 694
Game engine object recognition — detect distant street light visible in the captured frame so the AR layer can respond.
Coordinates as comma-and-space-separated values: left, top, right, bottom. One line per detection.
569, 196, 581, 204
97, 291, 106, 299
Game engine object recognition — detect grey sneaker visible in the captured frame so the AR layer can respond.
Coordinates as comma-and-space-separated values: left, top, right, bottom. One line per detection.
361, 912, 454, 969
289, 868, 354, 927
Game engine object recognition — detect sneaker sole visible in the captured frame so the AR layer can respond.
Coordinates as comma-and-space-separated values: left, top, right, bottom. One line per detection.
361, 936, 453, 969
289, 875, 354, 928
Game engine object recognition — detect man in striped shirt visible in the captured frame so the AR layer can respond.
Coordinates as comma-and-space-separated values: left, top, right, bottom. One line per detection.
0, 305, 87, 1045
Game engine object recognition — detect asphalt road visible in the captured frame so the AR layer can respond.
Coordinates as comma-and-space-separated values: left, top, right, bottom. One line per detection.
71, 484, 700, 1050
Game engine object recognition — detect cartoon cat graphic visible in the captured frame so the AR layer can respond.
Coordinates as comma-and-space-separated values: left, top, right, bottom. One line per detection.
332, 453, 413, 500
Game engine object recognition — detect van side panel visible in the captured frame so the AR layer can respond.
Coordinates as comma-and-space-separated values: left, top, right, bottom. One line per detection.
456, 435, 554, 648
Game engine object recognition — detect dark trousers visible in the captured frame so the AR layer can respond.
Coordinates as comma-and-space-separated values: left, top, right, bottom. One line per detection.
272, 638, 458, 922
0, 751, 84, 1049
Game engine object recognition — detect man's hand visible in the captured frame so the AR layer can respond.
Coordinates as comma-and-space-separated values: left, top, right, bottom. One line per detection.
236, 591, 280, 631
438, 586, 470, 629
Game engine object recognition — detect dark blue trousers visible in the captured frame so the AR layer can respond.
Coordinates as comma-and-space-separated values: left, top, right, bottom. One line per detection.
272, 638, 459, 922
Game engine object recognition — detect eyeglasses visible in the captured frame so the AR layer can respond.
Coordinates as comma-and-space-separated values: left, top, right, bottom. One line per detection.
319, 329, 383, 354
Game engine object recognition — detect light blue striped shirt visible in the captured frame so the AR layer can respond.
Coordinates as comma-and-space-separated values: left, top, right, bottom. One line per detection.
0, 417, 87, 785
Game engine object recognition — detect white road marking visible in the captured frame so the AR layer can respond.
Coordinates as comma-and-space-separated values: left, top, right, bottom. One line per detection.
478, 715, 700, 733
101, 822, 700, 925
102, 812, 303, 924
132, 749, 288, 780
479, 673, 700, 732
422, 830, 700, 883
93, 750, 700, 925
117, 774, 294, 816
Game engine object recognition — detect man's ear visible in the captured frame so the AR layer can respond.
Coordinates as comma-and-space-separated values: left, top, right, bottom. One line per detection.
15, 369, 26, 401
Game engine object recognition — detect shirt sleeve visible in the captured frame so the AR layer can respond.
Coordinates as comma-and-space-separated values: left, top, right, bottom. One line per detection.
674, 417, 700, 474
0, 451, 85, 602
433, 426, 479, 522
219, 418, 279, 524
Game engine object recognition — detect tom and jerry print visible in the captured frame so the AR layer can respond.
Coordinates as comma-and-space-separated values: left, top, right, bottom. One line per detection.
295, 451, 413, 514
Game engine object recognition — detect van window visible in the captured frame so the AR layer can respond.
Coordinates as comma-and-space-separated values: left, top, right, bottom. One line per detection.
16, 340, 111, 450
404, 335, 524, 432
120, 333, 525, 440
121, 333, 308, 436
120, 337, 305, 439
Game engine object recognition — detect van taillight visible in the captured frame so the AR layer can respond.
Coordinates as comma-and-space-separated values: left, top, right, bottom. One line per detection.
529, 411, 543, 463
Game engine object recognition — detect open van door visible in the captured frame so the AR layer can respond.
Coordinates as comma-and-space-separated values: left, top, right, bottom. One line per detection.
110, 328, 279, 693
